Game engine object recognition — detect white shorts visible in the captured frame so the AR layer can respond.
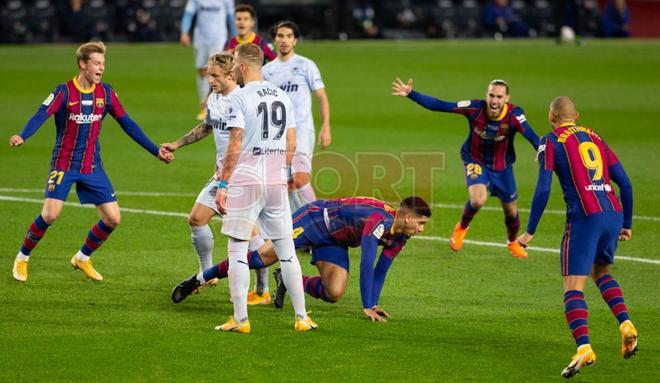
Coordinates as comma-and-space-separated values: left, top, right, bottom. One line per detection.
194, 44, 224, 69
291, 152, 312, 175
221, 184, 293, 241
195, 177, 221, 214
295, 122, 315, 156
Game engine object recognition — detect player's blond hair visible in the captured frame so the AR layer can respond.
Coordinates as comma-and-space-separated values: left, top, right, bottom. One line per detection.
208, 52, 235, 76
76, 41, 106, 67
489, 79, 509, 94
235, 43, 263, 69
550, 96, 578, 121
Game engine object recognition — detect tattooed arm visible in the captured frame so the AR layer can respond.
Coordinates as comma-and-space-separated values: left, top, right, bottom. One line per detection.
161, 122, 212, 152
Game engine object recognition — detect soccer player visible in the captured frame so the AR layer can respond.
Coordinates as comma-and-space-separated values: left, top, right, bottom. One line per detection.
256, 20, 332, 300
172, 196, 431, 323
9, 41, 173, 282
180, 0, 236, 121
223, 4, 276, 63
160, 52, 265, 277
392, 77, 539, 258
212, 43, 317, 333
518, 96, 637, 378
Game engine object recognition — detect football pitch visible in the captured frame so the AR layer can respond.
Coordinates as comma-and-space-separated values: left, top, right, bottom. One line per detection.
1, 40, 659, 382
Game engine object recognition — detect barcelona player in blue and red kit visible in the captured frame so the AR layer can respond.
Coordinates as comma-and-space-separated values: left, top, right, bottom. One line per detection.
223, 4, 276, 63
172, 196, 431, 322
9, 42, 173, 283
392, 77, 539, 258
518, 97, 637, 378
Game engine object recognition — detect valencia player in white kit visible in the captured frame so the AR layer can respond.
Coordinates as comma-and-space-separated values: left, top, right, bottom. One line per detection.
214, 43, 318, 333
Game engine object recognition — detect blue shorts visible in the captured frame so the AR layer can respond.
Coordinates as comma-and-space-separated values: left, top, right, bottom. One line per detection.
291, 201, 350, 271
560, 212, 623, 276
464, 162, 518, 203
43, 168, 116, 205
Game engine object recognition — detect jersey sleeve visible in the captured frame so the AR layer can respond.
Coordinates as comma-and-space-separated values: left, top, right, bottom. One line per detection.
306, 60, 325, 92
226, 0, 237, 36
107, 86, 159, 156
285, 94, 296, 129
512, 106, 540, 149
181, 0, 195, 33
370, 238, 406, 306
604, 141, 633, 229
407, 90, 479, 117
261, 39, 277, 62
526, 136, 555, 235
226, 93, 245, 130
359, 213, 386, 309
19, 85, 66, 141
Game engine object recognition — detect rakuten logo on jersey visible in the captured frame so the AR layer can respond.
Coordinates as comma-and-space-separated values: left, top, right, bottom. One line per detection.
68, 113, 103, 124
584, 183, 612, 192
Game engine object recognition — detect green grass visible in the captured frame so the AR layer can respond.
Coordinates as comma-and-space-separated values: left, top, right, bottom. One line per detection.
1, 40, 659, 382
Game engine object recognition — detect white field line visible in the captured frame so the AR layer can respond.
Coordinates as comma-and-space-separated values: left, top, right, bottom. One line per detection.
1, 194, 658, 266
1, 187, 658, 222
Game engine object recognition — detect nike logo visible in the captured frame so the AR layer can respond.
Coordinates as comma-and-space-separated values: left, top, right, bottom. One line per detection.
68, 101, 79, 106
111, 192, 116, 197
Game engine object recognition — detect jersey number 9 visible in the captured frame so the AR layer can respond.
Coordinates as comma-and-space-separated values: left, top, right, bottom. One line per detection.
257, 101, 286, 140
578, 142, 603, 181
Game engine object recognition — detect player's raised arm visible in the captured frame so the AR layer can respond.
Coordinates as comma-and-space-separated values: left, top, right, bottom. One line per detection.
604, 142, 633, 240
393, 77, 467, 114
512, 106, 540, 149
11, 85, 66, 147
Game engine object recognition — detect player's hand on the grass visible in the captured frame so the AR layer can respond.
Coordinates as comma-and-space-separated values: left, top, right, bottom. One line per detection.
619, 228, 632, 241
317, 124, 331, 149
158, 147, 174, 164
372, 305, 390, 318
363, 308, 387, 322
392, 77, 413, 97
215, 187, 227, 215
160, 142, 180, 153
9, 135, 24, 147
517, 232, 534, 248
180, 32, 191, 47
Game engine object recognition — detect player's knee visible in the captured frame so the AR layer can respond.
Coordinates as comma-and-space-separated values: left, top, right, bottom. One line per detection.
470, 198, 486, 210
103, 215, 121, 228
188, 214, 206, 227
324, 286, 344, 303
40, 211, 60, 224
292, 173, 310, 188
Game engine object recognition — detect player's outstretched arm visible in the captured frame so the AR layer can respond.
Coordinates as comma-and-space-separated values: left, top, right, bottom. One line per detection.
161, 122, 212, 152
392, 77, 413, 97
9, 135, 24, 147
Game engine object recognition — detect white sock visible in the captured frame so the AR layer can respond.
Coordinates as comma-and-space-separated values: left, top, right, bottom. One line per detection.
196, 75, 210, 106
288, 190, 302, 212
195, 272, 205, 284
296, 183, 316, 205
248, 234, 269, 293
16, 252, 30, 261
75, 251, 90, 262
227, 237, 250, 321
191, 225, 214, 271
272, 237, 307, 319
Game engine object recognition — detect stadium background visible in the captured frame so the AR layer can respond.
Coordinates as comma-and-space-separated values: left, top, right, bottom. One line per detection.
1, 1, 659, 382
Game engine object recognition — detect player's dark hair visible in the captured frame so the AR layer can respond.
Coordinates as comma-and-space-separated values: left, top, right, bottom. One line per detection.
271, 20, 300, 39
235, 4, 256, 18
400, 196, 431, 218
489, 79, 509, 94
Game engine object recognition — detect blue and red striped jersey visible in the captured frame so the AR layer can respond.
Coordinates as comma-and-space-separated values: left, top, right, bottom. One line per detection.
408, 91, 540, 171
538, 124, 622, 221
224, 33, 276, 63
323, 197, 409, 258
19, 78, 159, 173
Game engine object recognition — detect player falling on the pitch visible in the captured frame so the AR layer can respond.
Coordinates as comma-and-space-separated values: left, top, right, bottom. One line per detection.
160, 52, 266, 279
223, 3, 276, 63
392, 77, 539, 258
173, 196, 431, 322
518, 96, 637, 379
9, 41, 173, 282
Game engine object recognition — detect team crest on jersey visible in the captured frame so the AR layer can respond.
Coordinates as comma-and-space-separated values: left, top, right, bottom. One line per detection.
42, 93, 54, 106
372, 224, 385, 239
291, 66, 301, 76
95, 98, 105, 108
48, 184, 55, 192
470, 174, 479, 180
457, 100, 471, 108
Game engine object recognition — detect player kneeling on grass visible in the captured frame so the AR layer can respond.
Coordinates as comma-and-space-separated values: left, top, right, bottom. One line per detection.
173, 196, 430, 322
518, 96, 637, 378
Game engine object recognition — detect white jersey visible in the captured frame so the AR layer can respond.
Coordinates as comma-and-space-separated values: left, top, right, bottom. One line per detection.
184, 0, 234, 46
226, 80, 296, 186
205, 87, 239, 164
262, 54, 324, 155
